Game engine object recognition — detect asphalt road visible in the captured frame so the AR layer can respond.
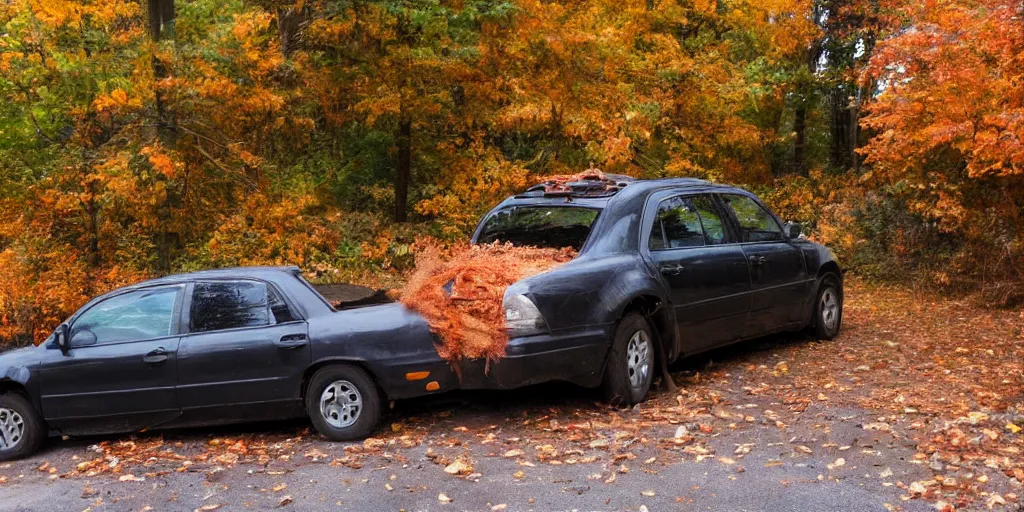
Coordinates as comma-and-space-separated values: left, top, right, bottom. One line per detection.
4, 280, 1023, 512
0, 355, 937, 512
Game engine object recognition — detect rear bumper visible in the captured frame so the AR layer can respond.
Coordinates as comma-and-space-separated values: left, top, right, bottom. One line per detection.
373, 326, 612, 399
458, 327, 611, 390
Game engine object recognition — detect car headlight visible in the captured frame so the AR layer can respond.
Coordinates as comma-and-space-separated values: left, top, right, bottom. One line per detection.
503, 284, 548, 337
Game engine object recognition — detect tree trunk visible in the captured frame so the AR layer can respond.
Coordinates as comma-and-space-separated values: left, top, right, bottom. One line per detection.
85, 178, 100, 269
828, 88, 852, 171
148, 0, 177, 272
278, 6, 309, 57
792, 39, 820, 175
148, 0, 174, 41
793, 103, 807, 175
395, 118, 412, 223
850, 84, 862, 172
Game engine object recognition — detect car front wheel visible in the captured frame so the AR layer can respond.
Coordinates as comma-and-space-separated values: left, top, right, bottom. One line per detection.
0, 392, 45, 461
305, 365, 382, 441
601, 313, 655, 406
811, 274, 843, 340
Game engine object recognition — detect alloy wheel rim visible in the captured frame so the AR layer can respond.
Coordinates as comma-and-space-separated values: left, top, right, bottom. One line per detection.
821, 288, 839, 331
626, 331, 652, 391
0, 407, 25, 450
319, 380, 363, 429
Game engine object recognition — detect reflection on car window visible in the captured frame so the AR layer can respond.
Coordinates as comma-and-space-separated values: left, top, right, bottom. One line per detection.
72, 287, 180, 345
722, 194, 783, 242
477, 206, 600, 250
649, 195, 730, 249
191, 281, 270, 333
692, 195, 727, 244
269, 286, 297, 323
649, 197, 704, 249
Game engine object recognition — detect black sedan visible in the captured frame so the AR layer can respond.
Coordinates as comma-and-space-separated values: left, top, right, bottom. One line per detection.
467, 174, 843, 405
0, 267, 456, 460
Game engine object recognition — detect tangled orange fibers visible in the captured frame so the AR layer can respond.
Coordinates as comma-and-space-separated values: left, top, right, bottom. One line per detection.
399, 241, 576, 363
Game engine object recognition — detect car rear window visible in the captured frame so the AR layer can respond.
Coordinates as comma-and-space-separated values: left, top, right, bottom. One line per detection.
476, 206, 600, 250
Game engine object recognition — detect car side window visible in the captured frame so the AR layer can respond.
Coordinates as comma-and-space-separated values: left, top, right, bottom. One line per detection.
721, 194, 784, 242
691, 195, 728, 245
269, 286, 298, 323
649, 196, 705, 250
71, 287, 181, 346
191, 281, 271, 333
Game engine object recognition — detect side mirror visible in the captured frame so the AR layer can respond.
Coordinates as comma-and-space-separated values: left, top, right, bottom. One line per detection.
54, 324, 69, 354
785, 221, 802, 240
70, 329, 98, 348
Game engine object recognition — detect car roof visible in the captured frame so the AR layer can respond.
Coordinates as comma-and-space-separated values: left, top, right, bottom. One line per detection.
120, 266, 301, 290
496, 177, 744, 209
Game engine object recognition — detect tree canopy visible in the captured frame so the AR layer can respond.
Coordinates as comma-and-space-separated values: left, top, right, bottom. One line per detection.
2, 0, 1022, 343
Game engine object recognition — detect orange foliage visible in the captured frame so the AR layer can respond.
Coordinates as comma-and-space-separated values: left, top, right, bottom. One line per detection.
400, 242, 576, 363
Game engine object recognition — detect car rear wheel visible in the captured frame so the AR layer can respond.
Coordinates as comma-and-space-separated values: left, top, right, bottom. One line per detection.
0, 392, 45, 462
810, 274, 843, 340
305, 365, 382, 441
601, 313, 655, 406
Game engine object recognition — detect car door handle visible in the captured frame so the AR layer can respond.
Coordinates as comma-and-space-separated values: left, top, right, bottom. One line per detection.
275, 334, 309, 349
749, 255, 768, 267
659, 263, 685, 275
143, 348, 169, 365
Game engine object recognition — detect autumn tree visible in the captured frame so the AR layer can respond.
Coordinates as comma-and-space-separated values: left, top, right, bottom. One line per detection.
859, 0, 1024, 285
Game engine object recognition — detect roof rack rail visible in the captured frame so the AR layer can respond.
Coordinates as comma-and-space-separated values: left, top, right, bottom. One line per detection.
521, 168, 633, 198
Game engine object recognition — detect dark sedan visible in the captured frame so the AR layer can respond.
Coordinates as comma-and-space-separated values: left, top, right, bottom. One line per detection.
468, 174, 843, 405
0, 267, 456, 460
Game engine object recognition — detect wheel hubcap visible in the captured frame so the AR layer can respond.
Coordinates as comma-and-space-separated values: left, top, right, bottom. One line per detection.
319, 380, 362, 428
820, 288, 839, 331
626, 331, 651, 391
0, 408, 25, 450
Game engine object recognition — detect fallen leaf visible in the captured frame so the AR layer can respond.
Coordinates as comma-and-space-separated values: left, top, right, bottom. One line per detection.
909, 481, 928, 496
438, 493, 453, 504
641, 489, 656, 497
279, 495, 293, 507
444, 460, 473, 476
503, 449, 524, 458
986, 495, 1006, 509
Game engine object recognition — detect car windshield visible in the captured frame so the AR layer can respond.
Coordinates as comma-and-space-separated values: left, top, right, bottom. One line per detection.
477, 206, 601, 250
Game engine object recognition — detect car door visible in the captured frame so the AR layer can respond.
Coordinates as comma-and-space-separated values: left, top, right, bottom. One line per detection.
645, 192, 752, 353
37, 285, 185, 435
718, 193, 809, 334
175, 279, 310, 423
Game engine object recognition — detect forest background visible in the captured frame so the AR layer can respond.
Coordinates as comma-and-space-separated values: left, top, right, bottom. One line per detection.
2, 0, 1022, 345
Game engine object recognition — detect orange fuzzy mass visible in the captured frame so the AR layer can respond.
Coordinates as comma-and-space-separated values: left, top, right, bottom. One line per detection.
399, 241, 576, 363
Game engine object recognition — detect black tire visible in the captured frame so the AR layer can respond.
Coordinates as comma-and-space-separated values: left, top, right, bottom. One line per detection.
601, 313, 656, 406
0, 392, 46, 461
810, 274, 843, 340
304, 365, 382, 442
